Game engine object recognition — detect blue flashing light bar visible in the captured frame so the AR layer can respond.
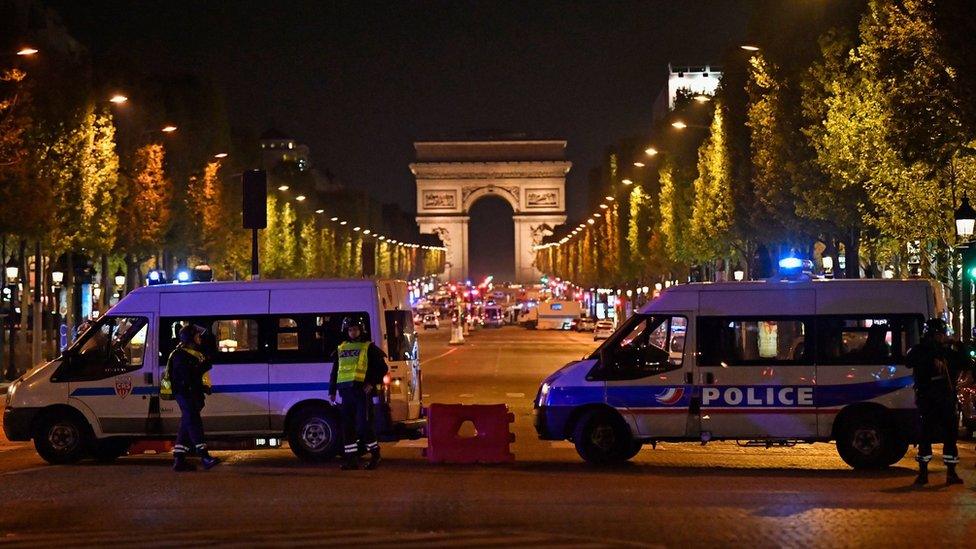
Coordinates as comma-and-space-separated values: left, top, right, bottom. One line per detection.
778, 257, 804, 270
176, 270, 191, 283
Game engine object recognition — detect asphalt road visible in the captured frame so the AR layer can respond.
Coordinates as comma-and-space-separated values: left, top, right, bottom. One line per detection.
2, 326, 976, 547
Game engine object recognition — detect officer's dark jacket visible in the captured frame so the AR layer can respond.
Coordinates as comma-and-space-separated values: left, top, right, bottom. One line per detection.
328, 340, 389, 397
169, 345, 213, 397
905, 338, 970, 393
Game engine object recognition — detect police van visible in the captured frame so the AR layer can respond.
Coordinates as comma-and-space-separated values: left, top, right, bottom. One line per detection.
534, 273, 945, 469
3, 279, 424, 464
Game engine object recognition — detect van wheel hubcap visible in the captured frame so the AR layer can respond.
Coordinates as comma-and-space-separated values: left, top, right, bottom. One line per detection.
852, 427, 881, 455
591, 423, 615, 451
49, 423, 78, 452
302, 419, 332, 450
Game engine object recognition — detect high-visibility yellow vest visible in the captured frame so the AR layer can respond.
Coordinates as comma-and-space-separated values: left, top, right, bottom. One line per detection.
160, 346, 210, 400
336, 342, 370, 384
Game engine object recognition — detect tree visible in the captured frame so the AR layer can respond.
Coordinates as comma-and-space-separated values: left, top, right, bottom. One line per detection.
117, 143, 170, 278
689, 100, 735, 262
658, 160, 694, 266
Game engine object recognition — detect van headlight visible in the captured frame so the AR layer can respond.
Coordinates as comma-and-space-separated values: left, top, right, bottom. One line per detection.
537, 382, 551, 407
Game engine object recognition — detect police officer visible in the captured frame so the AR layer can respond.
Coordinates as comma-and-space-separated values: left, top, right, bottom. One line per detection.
329, 317, 389, 470
905, 318, 968, 486
167, 324, 220, 472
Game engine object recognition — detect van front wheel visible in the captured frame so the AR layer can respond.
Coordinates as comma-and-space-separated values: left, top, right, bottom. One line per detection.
573, 410, 635, 465
33, 412, 91, 464
288, 408, 341, 462
836, 410, 896, 469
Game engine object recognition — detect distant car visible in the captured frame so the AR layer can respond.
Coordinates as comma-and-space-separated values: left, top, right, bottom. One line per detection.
423, 314, 439, 330
576, 318, 596, 332
593, 320, 614, 341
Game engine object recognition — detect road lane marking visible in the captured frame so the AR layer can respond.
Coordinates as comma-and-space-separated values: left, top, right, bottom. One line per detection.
506, 392, 525, 398
458, 393, 474, 398
421, 346, 460, 366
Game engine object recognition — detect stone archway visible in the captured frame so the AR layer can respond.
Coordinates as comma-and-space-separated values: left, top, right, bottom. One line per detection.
411, 140, 571, 283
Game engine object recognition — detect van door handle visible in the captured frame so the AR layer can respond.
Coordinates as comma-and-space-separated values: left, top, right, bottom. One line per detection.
144, 372, 153, 385
705, 372, 715, 385
684, 372, 693, 385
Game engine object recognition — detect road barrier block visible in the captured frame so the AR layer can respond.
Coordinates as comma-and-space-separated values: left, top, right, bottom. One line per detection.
128, 440, 174, 455
424, 403, 515, 463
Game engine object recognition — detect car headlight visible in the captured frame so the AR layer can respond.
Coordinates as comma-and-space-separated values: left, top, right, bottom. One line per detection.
537, 382, 551, 407
5, 380, 17, 406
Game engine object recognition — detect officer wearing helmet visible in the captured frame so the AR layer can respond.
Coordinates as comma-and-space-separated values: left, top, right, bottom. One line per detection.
328, 317, 389, 470
905, 318, 970, 486
164, 324, 220, 472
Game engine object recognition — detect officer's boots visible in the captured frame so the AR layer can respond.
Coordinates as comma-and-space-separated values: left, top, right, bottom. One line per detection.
365, 448, 381, 470
200, 452, 221, 470
946, 464, 964, 485
913, 462, 928, 486
173, 453, 196, 472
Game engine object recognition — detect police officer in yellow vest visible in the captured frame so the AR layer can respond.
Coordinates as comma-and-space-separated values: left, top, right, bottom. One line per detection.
329, 317, 389, 470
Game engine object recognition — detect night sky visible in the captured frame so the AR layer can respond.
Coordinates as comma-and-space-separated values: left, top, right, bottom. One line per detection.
51, 1, 750, 280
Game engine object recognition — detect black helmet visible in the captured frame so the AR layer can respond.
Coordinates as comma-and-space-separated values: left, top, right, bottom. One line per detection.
179, 324, 206, 345
923, 318, 949, 338
341, 317, 365, 333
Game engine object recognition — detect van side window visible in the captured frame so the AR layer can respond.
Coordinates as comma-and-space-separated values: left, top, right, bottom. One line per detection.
277, 318, 299, 351
595, 314, 686, 380
56, 316, 149, 382
269, 313, 371, 364
815, 316, 921, 365
698, 317, 811, 366
160, 317, 265, 365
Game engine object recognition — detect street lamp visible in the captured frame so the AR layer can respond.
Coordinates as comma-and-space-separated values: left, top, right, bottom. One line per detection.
213, 152, 228, 159
645, 147, 658, 157
672, 121, 688, 130
5, 259, 19, 284
109, 94, 128, 104
51, 269, 64, 286
16, 47, 38, 56
740, 44, 760, 52
954, 196, 976, 238
114, 268, 126, 288
633, 161, 645, 167
161, 125, 178, 133
621, 179, 633, 185
733, 264, 745, 281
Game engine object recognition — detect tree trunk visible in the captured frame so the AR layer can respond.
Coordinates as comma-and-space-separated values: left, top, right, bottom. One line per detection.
32, 240, 43, 367
845, 226, 861, 279
100, 254, 110, 311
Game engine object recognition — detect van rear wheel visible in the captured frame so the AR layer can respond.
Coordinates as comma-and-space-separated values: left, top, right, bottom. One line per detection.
33, 412, 91, 464
836, 410, 897, 469
573, 410, 635, 465
288, 408, 341, 462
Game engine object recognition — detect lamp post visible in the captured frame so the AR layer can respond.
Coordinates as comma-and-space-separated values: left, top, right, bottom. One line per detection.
954, 196, 976, 341
114, 267, 126, 301
51, 267, 64, 356
4, 258, 19, 380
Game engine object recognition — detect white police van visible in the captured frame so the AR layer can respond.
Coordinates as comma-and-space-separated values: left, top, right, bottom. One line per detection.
534, 271, 945, 469
3, 279, 424, 464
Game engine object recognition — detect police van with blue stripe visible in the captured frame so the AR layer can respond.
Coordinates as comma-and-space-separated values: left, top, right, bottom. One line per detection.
3, 279, 423, 464
534, 264, 945, 469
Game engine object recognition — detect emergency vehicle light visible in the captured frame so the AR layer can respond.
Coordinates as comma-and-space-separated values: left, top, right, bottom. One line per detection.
778, 257, 803, 270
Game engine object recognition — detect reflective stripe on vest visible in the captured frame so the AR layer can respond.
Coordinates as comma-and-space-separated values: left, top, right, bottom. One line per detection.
336, 342, 370, 384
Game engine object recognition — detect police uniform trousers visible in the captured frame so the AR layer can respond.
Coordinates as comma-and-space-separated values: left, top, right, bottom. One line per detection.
338, 386, 378, 456
916, 385, 959, 465
174, 393, 208, 456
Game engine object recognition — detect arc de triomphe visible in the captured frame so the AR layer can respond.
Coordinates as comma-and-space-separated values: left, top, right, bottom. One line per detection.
411, 140, 570, 283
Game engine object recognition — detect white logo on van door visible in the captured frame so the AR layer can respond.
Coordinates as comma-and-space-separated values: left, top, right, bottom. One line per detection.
701, 386, 813, 407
